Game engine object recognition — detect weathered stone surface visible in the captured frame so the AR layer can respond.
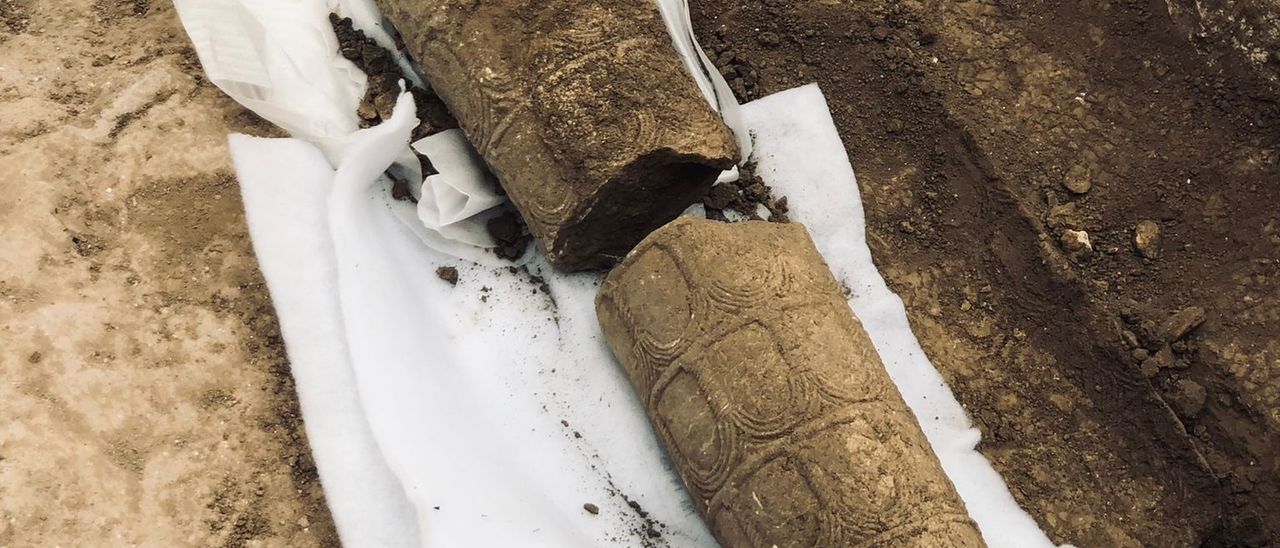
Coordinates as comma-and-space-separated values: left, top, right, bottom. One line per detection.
1060, 228, 1093, 261
1162, 306, 1207, 343
1134, 220, 1161, 259
1063, 163, 1093, 194
377, 0, 739, 270
597, 217, 983, 547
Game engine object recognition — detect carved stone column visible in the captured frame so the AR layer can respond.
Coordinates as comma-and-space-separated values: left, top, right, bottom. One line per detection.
597, 217, 984, 547
378, 0, 739, 270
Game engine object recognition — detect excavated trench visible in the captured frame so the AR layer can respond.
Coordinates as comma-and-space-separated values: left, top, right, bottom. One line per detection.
690, 0, 1280, 544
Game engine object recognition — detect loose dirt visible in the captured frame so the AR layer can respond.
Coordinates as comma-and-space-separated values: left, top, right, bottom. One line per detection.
330, 13, 456, 141
701, 164, 791, 223
436, 265, 460, 286
0, 1, 336, 546
692, 0, 1279, 545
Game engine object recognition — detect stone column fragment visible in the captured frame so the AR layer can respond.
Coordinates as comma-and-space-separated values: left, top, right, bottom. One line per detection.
596, 217, 985, 547
377, 0, 739, 270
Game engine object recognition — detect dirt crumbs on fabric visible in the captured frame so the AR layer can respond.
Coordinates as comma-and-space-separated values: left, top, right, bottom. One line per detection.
435, 266, 459, 286
619, 494, 666, 542
502, 264, 558, 318
702, 164, 789, 223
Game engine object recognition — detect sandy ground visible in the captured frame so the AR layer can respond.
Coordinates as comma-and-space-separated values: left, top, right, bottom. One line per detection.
0, 1, 338, 546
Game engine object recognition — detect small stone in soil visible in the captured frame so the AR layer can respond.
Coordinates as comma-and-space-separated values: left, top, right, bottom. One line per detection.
1059, 229, 1093, 260
1161, 306, 1206, 342
1063, 163, 1092, 194
583, 503, 599, 515
1142, 345, 1176, 371
1134, 220, 1161, 259
1045, 203, 1081, 229
435, 266, 459, 286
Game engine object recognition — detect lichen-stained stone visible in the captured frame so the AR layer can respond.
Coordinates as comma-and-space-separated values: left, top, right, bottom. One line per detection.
597, 217, 984, 547
377, 0, 739, 270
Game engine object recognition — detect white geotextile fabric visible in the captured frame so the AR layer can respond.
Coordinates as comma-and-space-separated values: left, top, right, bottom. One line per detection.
173, 0, 749, 259
231, 84, 1056, 547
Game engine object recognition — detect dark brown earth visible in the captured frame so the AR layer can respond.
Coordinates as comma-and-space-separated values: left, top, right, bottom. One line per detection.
486, 210, 533, 262
330, 12, 453, 209
330, 14, 456, 141
690, 0, 1279, 545
701, 164, 791, 223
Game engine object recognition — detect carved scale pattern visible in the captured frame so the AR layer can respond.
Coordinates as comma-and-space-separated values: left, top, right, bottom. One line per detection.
377, 0, 738, 268
598, 218, 985, 548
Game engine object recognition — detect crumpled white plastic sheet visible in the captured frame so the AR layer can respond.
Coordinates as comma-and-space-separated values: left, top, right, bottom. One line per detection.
232, 83, 1056, 547
174, 0, 751, 260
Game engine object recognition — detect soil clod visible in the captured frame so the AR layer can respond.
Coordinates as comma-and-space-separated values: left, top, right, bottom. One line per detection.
1142, 345, 1177, 371
486, 211, 532, 262
700, 165, 791, 223
1161, 306, 1207, 343
1131, 348, 1151, 362
435, 266, 459, 286
1059, 229, 1093, 261
1063, 164, 1093, 194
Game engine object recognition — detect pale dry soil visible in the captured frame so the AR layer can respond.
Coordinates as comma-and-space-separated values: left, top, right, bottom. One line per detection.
0, 1, 338, 546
